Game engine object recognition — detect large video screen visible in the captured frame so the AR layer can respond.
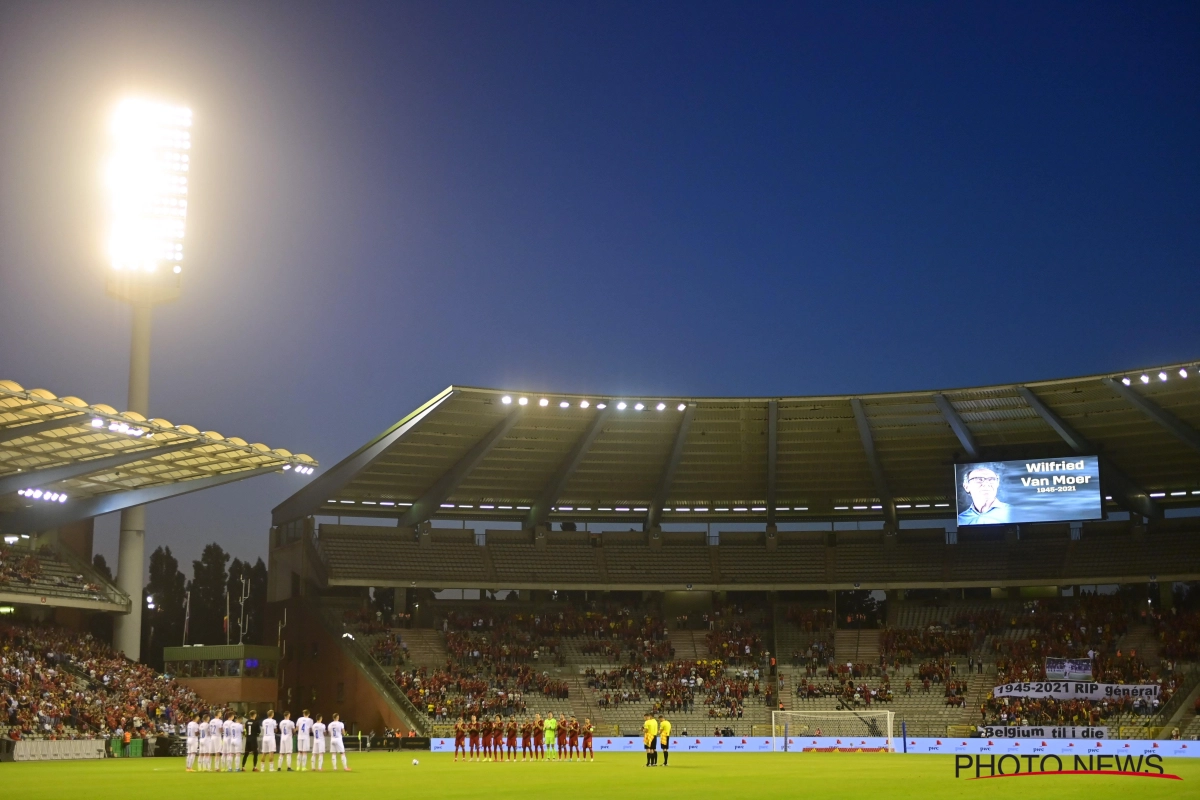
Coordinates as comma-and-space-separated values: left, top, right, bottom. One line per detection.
954, 457, 1102, 526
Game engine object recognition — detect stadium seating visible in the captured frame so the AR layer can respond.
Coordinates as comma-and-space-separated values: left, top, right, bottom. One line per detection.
0, 622, 205, 740
0, 543, 127, 608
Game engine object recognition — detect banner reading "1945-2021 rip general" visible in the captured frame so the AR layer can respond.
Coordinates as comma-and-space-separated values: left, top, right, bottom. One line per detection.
992, 681, 1160, 701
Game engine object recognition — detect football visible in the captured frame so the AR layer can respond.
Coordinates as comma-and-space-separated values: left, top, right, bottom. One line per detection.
412, 759, 419, 766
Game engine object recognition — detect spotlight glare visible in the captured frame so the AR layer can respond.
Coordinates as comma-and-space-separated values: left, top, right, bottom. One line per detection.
1140, 375, 1150, 384
1180, 369, 1189, 379
1121, 377, 1132, 386
559, 401, 570, 408
518, 397, 528, 406
1158, 372, 1168, 382
616, 402, 627, 410
596, 403, 606, 409
656, 403, 666, 411
634, 403, 644, 411
501, 395, 512, 405
677, 403, 686, 411
91, 418, 104, 427
107, 98, 193, 273
579, 400, 589, 408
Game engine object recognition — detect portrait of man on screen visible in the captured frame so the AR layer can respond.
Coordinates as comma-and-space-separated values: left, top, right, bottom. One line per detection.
957, 463, 1011, 525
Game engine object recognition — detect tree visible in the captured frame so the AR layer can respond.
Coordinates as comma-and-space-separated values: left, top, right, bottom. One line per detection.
92, 553, 113, 581
141, 546, 187, 670
188, 543, 230, 645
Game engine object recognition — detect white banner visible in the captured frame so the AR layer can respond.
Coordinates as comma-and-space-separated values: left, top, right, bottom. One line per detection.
977, 725, 1108, 739
992, 681, 1159, 701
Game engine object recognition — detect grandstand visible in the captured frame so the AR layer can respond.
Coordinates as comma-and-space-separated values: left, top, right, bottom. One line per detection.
0, 377, 316, 662
266, 363, 1200, 741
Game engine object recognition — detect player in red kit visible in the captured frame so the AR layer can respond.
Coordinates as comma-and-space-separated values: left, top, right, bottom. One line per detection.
556, 715, 568, 759
567, 716, 580, 761
453, 716, 467, 762
506, 717, 518, 761
481, 717, 494, 761
582, 718, 595, 762
468, 715, 481, 761
533, 714, 545, 760
520, 718, 533, 761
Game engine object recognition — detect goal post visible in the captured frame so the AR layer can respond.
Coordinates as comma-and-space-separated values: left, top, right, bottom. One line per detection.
770, 710, 894, 752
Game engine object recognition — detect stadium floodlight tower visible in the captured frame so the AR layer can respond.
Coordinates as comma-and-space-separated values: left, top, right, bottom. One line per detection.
104, 97, 193, 660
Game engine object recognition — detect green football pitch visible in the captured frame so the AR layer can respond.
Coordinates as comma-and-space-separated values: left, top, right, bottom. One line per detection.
2, 752, 1195, 799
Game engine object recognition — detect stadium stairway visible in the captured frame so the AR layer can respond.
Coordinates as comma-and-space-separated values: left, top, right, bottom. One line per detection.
311, 600, 430, 735
1115, 623, 1160, 663
403, 627, 449, 669
833, 629, 881, 665
666, 628, 705, 661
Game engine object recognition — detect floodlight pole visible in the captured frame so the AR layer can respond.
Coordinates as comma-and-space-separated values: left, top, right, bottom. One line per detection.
109, 278, 179, 662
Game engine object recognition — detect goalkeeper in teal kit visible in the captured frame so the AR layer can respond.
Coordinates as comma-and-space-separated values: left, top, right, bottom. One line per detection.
543, 714, 559, 761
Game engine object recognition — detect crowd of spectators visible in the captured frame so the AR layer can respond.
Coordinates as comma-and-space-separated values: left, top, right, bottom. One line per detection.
0, 545, 41, 586
1, 622, 206, 741
391, 660, 568, 722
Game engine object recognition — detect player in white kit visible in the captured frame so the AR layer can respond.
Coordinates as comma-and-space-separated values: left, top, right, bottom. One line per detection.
186, 715, 201, 772
328, 713, 350, 772
311, 716, 328, 771
279, 712, 296, 771
260, 710, 278, 772
230, 715, 245, 771
295, 710, 314, 771
207, 712, 224, 772
222, 713, 236, 772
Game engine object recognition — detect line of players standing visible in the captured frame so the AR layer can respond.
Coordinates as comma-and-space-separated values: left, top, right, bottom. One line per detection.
453, 712, 595, 762
184, 708, 350, 773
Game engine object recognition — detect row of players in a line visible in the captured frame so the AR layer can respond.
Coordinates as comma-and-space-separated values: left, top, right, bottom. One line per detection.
451, 711, 673, 766
184, 709, 350, 773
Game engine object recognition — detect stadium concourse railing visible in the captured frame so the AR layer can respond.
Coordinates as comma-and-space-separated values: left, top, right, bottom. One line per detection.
312, 601, 432, 737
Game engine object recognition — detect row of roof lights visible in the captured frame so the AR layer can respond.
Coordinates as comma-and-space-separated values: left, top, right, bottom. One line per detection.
17, 488, 67, 503
1121, 368, 1188, 386
1150, 490, 1200, 498
91, 417, 152, 437
501, 396, 686, 412
284, 465, 315, 475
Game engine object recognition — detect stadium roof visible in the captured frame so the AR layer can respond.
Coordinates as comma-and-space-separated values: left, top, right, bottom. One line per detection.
274, 360, 1200, 530
0, 379, 317, 535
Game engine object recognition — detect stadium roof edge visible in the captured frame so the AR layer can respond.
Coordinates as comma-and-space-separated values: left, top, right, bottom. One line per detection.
272, 360, 1200, 528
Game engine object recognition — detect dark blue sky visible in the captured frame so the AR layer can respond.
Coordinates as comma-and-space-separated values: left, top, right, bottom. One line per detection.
1, 1, 1197, 571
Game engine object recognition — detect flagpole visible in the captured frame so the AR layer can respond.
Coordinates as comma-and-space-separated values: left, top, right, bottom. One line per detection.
182, 590, 191, 646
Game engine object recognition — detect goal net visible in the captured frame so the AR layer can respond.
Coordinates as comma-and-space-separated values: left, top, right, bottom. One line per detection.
770, 710, 894, 752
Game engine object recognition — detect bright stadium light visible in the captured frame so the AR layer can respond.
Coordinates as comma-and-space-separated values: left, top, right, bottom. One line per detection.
634, 402, 644, 411
656, 402, 666, 411
1158, 372, 1168, 382
677, 403, 686, 411
1181, 369, 1189, 379
559, 401, 570, 408
101, 97, 195, 662
616, 402, 627, 410
107, 98, 192, 273
596, 402, 606, 409
579, 400, 589, 408
1140, 375, 1150, 384
518, 397, 528, 406
501, 395, 512, 404
538, 398, 549, 407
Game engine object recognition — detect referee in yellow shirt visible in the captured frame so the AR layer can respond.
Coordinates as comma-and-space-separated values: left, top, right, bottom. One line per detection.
642, 713, 658, 767
656, 713, 671, 766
